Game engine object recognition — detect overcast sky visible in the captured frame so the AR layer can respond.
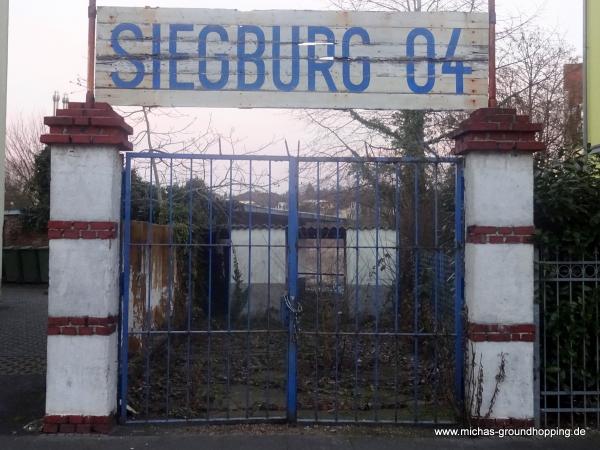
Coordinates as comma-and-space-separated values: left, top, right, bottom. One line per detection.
5, 0, 584, 153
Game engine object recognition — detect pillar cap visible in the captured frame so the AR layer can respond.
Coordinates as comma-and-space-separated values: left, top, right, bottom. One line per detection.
41, 102, 133, 151
453, 108, 545, 155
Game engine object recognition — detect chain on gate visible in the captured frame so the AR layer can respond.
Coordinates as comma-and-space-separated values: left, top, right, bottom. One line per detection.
281, 294, 302, 344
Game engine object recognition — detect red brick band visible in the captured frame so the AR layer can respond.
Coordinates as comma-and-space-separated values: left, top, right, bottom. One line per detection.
453, 108, 544, 155
470, 417, 535, 429
467, 226, 535, 244
468, 323, 535, 342
43, 415, 114, 434
48, 221, 118, 240
47, 316, 118, 336
41, 102, 133, 151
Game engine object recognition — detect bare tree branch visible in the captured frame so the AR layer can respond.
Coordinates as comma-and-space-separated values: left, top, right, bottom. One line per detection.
5, 117, 45, 185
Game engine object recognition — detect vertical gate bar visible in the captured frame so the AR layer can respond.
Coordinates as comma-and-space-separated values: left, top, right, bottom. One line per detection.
207, 160, 214, 421
555, 250, 560, 427
334, 161, 341, 423
453, 162, 465, 410
582, 251, 587, 427
144, 158, 156, 420
374, 162, 381, 422
534, 295, 540, 427
265, 160, 272, 419
165, 159, 174, 420
413, 164, 420, 422
245, 160, 253, 419
433, 162, 439, 424
226, 159, 233, 420
286, 157, 299, 423
596, 248, 599, 429
120, 155, 133, 422
185, 159, 194, 418
393, 163, 401, 423
542, 252, 548, 427
353, 168, 361, 422
314, 162, 321, 421
117, 167, 124, 417
569, 255, 574, 427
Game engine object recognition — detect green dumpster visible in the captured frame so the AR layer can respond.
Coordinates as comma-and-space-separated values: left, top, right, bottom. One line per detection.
20, 248, 40, 283
2, 247, 50, 284
2, 248, 21, 283
38, 248, 49, 283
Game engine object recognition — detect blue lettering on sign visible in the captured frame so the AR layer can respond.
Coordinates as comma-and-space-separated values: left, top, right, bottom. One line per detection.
237, 25, 266, 91
442, 28, 472, 94
272, 26, 300, 91
169, 24, 194, 90
152, 24, 161, 89
406, 28, 436, 94
342, 27, 371, 92
110, 23, 145, 89
199, 25, 229, 90
109, 23, 474, 96
405, 27, 471, 95
307, 26, 337, 92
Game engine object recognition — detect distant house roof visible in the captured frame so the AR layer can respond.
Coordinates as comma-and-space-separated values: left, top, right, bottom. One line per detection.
234, 203, 344, 227
233, 191, 286, 209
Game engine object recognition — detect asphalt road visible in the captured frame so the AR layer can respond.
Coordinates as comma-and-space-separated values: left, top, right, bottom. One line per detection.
1, 429, 600, 450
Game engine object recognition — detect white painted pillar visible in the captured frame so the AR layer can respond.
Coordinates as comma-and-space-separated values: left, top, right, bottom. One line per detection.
0, 0, 9, 290
40, 102, 132, 433
454, 108, 544, 427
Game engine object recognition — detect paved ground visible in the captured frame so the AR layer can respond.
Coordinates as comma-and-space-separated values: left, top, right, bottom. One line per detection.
1, 284, 599, 448
0, 427, 599, 450
0, 285, 47, 376
0, 285, 47, 434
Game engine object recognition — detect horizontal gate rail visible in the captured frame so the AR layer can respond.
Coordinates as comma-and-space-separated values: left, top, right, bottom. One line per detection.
119, 152, 464, 426
128, 152, 461, 163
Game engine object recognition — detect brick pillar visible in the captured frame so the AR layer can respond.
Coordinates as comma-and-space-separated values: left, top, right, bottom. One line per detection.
40, 102, 132, 433
453, 108, 544, 427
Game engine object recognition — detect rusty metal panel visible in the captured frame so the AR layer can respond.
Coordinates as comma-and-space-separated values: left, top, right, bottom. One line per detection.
95, 7, 488, 110
128, 221, 178, 352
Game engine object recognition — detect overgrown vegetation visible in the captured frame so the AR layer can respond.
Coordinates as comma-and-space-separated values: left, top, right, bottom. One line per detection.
230, 249, 248, 326
128, 168, 232, 327
535, 154, 600, 426
22, 146, 51, 231
465, 344, 506, 425
543, 285, 600, 389
535, 154, 600, 251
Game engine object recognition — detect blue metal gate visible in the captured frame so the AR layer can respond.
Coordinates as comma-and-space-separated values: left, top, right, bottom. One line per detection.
119, 153, 464, 425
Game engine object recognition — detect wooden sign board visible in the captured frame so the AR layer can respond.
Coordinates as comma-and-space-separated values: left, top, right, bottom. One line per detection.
95, 7, 489, 110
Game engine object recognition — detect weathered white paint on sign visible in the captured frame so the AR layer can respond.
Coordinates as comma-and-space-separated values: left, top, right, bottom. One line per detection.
96, 7, 489, 110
